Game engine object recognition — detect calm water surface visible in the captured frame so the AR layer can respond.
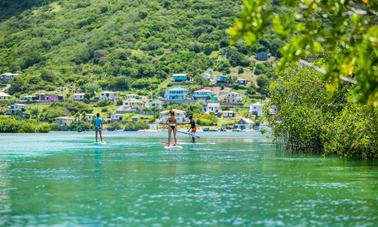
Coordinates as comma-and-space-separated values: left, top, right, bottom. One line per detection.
0, 132, 377, 226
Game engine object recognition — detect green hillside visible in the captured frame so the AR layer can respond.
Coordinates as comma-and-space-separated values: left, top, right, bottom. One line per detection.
0, 0, 280, 95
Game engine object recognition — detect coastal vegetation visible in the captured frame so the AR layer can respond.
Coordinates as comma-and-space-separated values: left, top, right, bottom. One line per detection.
0, 116, 50, 133
231, 0, 378, 159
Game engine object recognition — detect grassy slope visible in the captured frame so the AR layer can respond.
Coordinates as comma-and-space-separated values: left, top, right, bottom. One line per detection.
0, 0, 253, 94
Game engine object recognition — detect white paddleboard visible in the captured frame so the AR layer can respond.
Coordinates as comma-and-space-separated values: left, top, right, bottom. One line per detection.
95, 141, 107, 145
164, 145, 183, 149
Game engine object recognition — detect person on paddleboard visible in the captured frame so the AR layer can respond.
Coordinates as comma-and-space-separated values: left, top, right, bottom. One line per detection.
188, 115, 196, 143
94, 113, 103, 142
166, 110, 177, 146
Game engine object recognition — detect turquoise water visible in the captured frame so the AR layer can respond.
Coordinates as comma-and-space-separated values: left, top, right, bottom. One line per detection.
0, 132, 377, 226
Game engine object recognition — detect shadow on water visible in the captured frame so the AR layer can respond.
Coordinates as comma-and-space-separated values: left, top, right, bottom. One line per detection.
0, 0, 56, 21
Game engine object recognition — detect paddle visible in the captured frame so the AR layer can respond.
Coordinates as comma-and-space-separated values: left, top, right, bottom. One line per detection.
177, 130, 200, 138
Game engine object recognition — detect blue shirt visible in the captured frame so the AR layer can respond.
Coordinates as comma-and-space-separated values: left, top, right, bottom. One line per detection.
94, 117, 103, 128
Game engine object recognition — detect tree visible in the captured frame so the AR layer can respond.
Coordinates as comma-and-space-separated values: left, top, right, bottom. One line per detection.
256, 75, 269, 95
230, 0, 378, 106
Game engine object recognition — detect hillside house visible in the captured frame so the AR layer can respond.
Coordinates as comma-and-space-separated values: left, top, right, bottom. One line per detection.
117, 98, 144, 113
1, 72, 18, 82
201, 73, 212, 80
250, 102, 263, 116
206, 97, 222, 114
164, 87, 189, 102
236, 78, 248, 85
159, 109, 188, 124
223, 92, 242, 104
0, 92, 10, 100
100, 91, 119, 102
8, 103, 26, 114
193, 89, 213, 102
21, 95, 37, 103
111, 114, 124, 122
223, 111, 236, 118
235, 118, 254, 130
216, 75, 228, 83
55, 117, 75, 126
172, 74, 189, 82
73, 93, 85, 101
39, 93, 63, 103
145, 100, 164, 110
123, 98, 144, 111
256, 51, 269, 61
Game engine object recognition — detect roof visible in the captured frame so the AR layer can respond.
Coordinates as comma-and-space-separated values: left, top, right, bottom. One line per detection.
160, 109, 186, 114
223, 111, 235, 114
74, 93, 85, 96
166, 87, 188, 91
239, 118, 253, 124
173, 73, 187, 77
194, 89, 212, 93
1, 72, 18, 76
0, 92, 10, 97
237, 78, 247, 81
251, 102, 263, 106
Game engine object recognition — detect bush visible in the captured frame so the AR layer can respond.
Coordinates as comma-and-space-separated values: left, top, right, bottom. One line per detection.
0, 116, 51, 133
124, 121, 148, 131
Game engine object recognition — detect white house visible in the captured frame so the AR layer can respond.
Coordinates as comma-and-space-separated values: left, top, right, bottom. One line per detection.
235, 118, 254, 130
111, 114, 124, 122
159, 109, 188, 124
223, 92, 242, 104
193, 89, 213, 102
8, 103, 26, 114
145, 100, 164, 110
223, 111, 236, 118
116, 98, 144, 113
1, 72, 18, 82
73, 93, 85, 101
123, 98, 144, 111
206, 97, 222, 114
0, 92, 10, 100
250, 102, 263, 116
164, 87, 189, 102
100, 91, 119, 102
55, 117, 75, 126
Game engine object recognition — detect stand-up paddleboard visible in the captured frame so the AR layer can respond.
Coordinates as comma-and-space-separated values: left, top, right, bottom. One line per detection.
94, 141, 107, 145
164, 145, 183, 149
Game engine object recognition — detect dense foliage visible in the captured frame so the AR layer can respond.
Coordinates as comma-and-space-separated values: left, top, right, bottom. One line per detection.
0, 116, 50, 133
231, 0, 377, 159
267, 65, 378, 159
230, 0, 378, 106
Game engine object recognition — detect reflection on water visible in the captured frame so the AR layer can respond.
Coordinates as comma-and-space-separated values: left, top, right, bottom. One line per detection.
0, 132, 377, 225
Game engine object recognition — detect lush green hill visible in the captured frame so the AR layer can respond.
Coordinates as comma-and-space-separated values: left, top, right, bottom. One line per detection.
0, 0, 280, 95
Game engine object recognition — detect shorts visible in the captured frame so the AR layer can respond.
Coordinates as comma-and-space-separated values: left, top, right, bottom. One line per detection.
191, 129, 196, 138
95, 126, 102, 131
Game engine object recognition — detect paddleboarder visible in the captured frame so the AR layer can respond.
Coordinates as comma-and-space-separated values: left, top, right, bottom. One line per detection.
188, 115, 196, 143
166, 110, 177, 147
94, 113, 103, 143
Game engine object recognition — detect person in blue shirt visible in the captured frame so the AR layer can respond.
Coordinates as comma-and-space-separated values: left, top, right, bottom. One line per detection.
93, 113, 103, 142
